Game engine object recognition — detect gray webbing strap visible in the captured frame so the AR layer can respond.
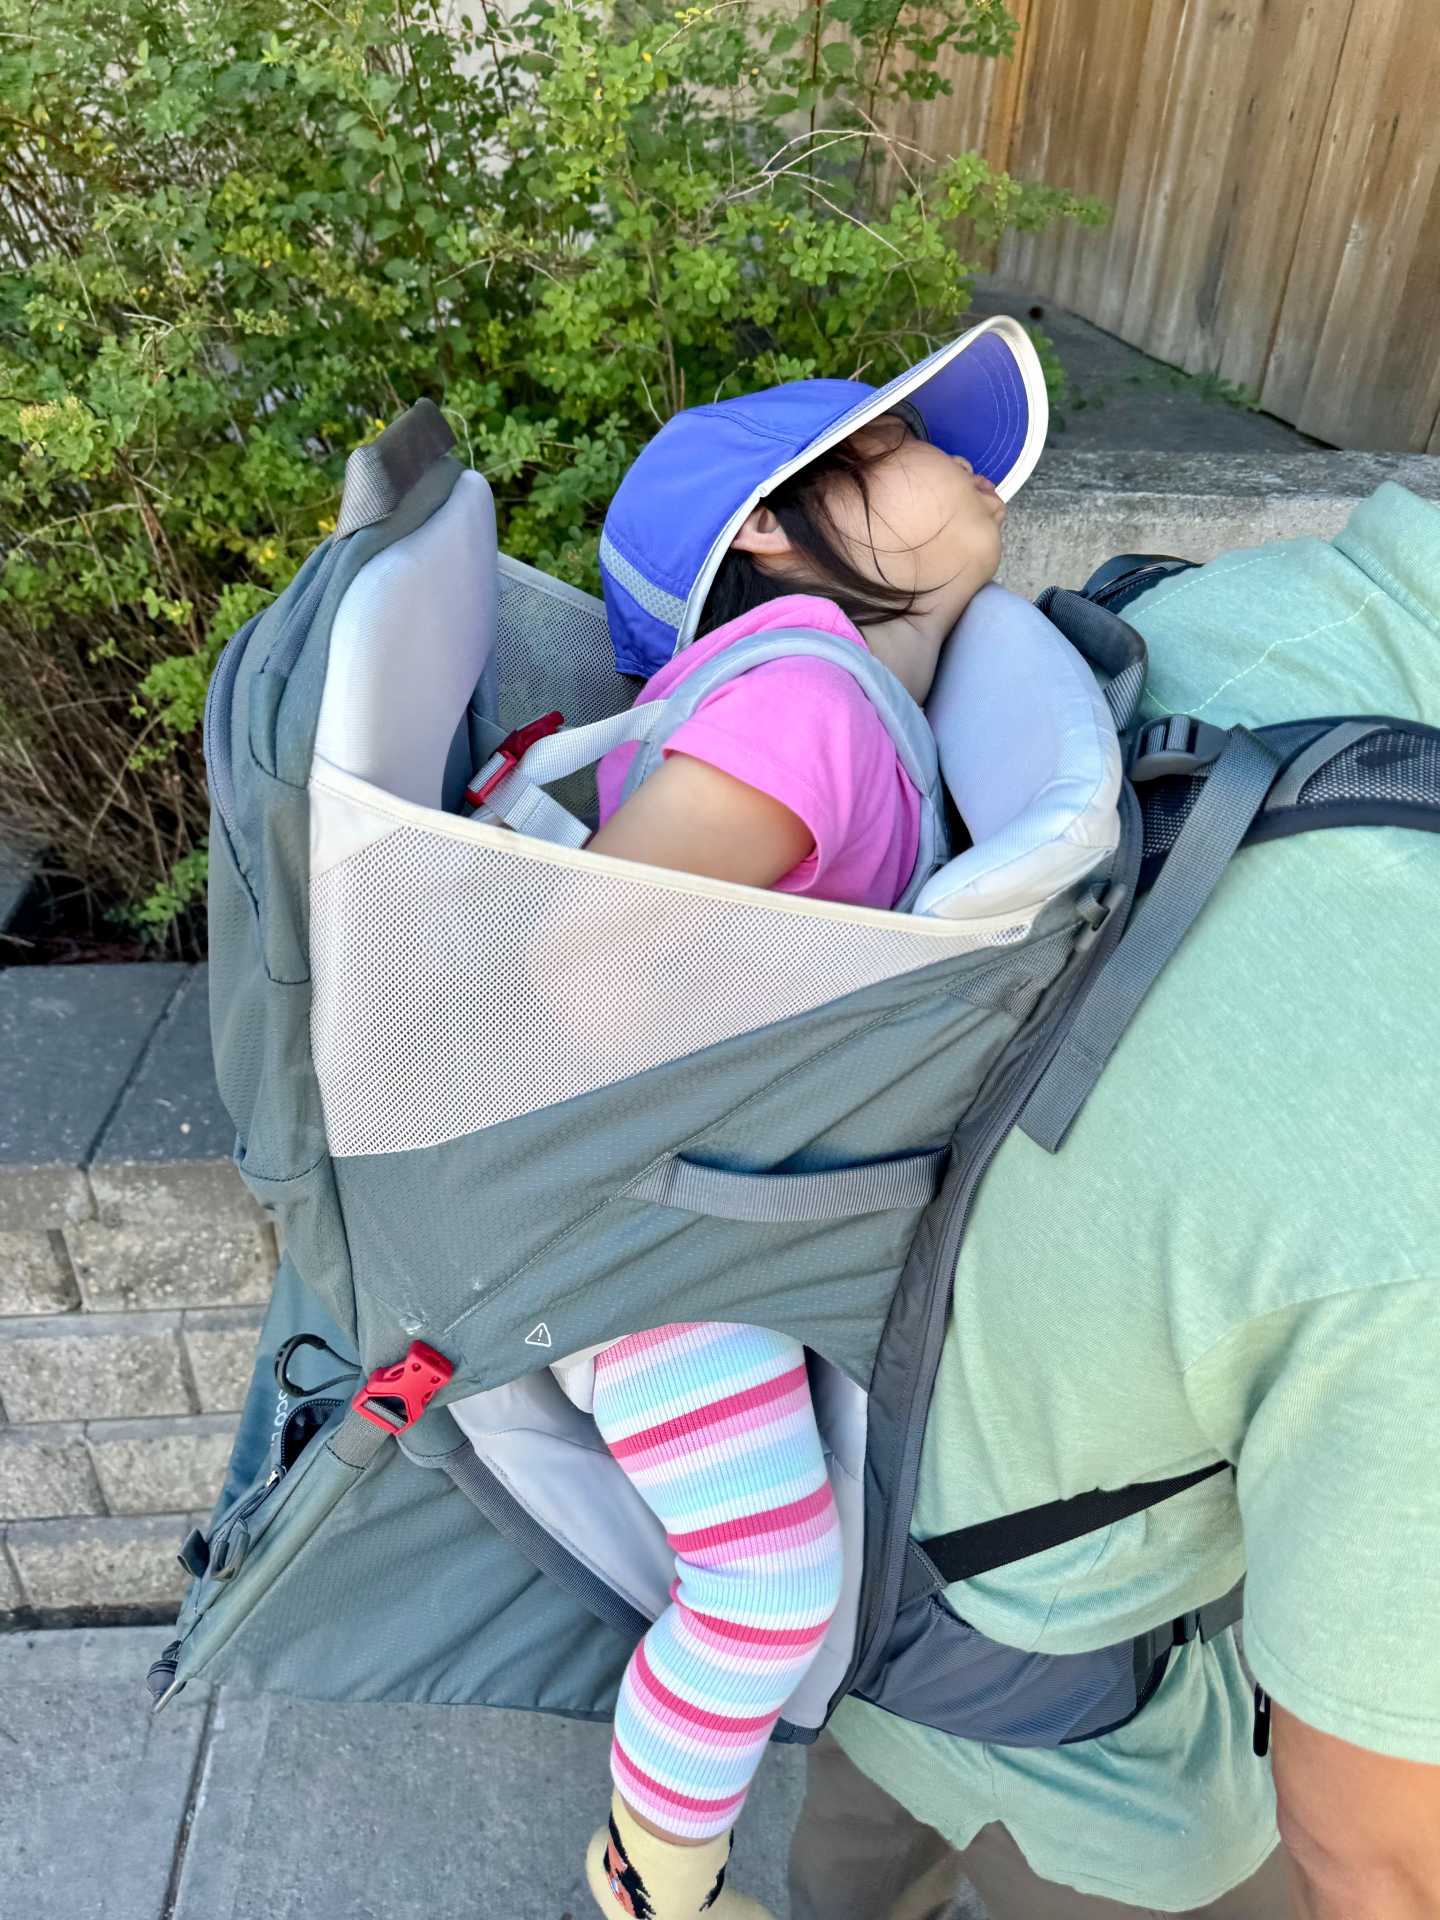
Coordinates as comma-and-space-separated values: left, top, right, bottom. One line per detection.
1185, 1578, 1245, 1643
325, 1408, 393, 1471
624, 1147, 948, 1222
1263, 720, 1386, 811
334, 399, 457, 539
1020, 727, 1283, 1152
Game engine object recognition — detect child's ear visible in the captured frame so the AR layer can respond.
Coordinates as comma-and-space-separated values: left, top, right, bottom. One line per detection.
730, 506, 793, 557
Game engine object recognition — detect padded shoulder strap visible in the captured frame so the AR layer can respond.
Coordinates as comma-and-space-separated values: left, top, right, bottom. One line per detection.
1020, 725, 1282, 1151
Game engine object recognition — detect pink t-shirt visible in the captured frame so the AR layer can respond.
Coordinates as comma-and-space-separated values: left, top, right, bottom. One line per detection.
595, 594, 920, 910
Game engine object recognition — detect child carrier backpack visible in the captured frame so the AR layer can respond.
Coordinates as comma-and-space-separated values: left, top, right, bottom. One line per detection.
148, 401, 1440, 1753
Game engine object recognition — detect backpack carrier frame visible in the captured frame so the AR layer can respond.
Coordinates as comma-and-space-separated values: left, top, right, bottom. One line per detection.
149, 403, 1440, 1756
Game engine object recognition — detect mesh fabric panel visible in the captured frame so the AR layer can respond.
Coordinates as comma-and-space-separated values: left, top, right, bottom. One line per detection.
309, 783, 1024, 1155
1301, 731, 1440, 805
495, 559, 632, 823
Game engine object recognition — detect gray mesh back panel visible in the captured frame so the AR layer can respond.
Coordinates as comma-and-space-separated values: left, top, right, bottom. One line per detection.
1303, 730, 1440, 803
494, 557, 631, 824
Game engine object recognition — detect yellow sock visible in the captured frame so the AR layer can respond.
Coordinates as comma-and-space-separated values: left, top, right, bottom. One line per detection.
585, 1794, 777, 1920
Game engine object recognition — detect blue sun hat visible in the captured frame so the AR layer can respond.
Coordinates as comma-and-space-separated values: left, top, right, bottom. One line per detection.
599, 314, 1048, 678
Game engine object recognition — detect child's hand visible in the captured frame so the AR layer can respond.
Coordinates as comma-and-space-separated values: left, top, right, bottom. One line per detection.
586, 752, 812, 889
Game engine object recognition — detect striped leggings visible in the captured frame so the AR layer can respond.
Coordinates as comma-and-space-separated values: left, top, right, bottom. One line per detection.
591, 1322, 844, 1841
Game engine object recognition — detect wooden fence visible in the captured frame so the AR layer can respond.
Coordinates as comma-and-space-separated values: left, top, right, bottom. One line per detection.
900, 0, 1440, 452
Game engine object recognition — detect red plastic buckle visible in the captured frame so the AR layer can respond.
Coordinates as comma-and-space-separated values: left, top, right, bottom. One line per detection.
465, 711, 565, 808
351, 1341, 454, 1435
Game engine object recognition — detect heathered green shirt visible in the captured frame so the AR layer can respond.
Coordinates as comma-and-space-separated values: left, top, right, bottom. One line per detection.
829, 484, 1440, 1909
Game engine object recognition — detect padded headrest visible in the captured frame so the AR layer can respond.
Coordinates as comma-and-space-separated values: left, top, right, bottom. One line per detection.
312, 469, 499, 809
914, 584, 1121, 924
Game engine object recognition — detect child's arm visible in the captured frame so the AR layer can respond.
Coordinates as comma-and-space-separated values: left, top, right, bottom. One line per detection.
587, 753, 813, 888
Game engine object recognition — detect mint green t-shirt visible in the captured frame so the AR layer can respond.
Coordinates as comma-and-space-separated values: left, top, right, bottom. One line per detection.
829, 484, 1440, 1909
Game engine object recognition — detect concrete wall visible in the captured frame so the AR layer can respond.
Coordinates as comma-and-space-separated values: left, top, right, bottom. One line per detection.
3, 451, 1438, 1618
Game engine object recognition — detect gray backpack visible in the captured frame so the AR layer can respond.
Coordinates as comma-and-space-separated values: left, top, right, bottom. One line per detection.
148, 401, 1440, 1759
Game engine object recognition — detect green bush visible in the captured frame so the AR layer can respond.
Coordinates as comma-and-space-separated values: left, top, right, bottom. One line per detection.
0, 0, 1103, 947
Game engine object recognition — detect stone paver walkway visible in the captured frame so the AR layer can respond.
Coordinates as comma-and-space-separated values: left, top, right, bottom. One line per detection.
1, 1627, 984, 1920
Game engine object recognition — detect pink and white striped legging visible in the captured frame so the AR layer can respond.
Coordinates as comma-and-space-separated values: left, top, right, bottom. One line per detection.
591, 1322, 844, 1840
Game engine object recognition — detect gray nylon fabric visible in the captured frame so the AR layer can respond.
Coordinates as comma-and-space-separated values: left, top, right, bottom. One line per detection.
334, 399, 457, 538
1019, 728, 1283, 1152
624, 1147, 948, 1221
332, 951, 1039, 1393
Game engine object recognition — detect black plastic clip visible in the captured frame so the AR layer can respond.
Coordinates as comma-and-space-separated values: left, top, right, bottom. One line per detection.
1128, 715, 1231, 783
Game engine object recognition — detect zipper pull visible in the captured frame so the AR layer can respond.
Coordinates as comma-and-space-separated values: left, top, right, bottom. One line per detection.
1252, 1684, 1272, 1758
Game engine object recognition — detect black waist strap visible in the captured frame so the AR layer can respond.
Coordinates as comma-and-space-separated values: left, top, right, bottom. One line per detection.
920, 1460, 1230, 1586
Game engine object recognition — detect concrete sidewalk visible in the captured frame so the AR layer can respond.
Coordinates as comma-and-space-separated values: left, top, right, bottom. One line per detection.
0, 1627, 984, 1920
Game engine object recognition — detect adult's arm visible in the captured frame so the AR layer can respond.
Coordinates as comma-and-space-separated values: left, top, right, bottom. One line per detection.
1272, 1704, 1440, 1917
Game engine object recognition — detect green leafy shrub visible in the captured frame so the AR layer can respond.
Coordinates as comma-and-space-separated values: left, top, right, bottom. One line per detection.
0, 0, 1103, 948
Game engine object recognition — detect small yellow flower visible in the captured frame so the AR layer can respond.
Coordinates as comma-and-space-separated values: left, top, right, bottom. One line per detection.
56, 320, 65, 332
317, 515, 336, 534
372, 416, 386, 431
259, 542, 277, 561
641, 50, 652, 61
261, 258, 272, 268
593, 86, 603, 98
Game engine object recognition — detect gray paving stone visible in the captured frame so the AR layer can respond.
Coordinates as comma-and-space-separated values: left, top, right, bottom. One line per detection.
0, 1627, 210, 1919
0, 962, 188, 1231
87, 965, 261, 1232
173, 1693, 806, 1920
0, 1532, 22, 1609
0, 1421, 104, 1518
89, 1150, 262, 1229
65, 1216, 273, 1313
0, 1311, 191, 1423
182, 1307, 264, 1413
87, 1413, 237, 1516
6, 1511, 197, 1609
0, 1228, 80, 1315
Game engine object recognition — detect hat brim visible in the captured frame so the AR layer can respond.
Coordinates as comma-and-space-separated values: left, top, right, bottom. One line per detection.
676, 315, 1048, 651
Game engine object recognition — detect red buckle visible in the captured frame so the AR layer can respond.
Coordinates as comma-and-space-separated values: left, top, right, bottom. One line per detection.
465, 711, 565, 808
351, 1341, 454, 1435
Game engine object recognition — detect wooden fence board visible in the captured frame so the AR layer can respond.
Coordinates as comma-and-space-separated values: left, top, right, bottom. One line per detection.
903, 0, 1440, 449
1263, 0, 1440, 449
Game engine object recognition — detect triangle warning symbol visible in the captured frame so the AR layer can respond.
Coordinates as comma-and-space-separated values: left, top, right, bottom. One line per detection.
524, 1322, 553, 1349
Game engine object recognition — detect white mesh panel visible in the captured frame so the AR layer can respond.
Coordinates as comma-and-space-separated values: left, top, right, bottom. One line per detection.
310, 765, 1025, 1155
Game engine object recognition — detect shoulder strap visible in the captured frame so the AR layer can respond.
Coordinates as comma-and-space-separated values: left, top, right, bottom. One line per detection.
1018, 709, 1440, 1154
918, 1460, 1228, 1587
1080, 553, 1199, 614
1019, 724, 1282, 1151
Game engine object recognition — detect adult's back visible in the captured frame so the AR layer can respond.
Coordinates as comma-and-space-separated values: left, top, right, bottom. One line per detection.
826, 483, 1440, 1909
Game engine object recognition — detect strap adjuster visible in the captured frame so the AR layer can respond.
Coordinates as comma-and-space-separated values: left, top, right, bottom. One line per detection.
351, 1341, 453, 1435
465, 711, 565, 808
1128, 715, 1230, 782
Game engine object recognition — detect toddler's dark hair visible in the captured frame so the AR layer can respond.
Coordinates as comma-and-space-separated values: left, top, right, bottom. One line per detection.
696, 411, 933, 638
